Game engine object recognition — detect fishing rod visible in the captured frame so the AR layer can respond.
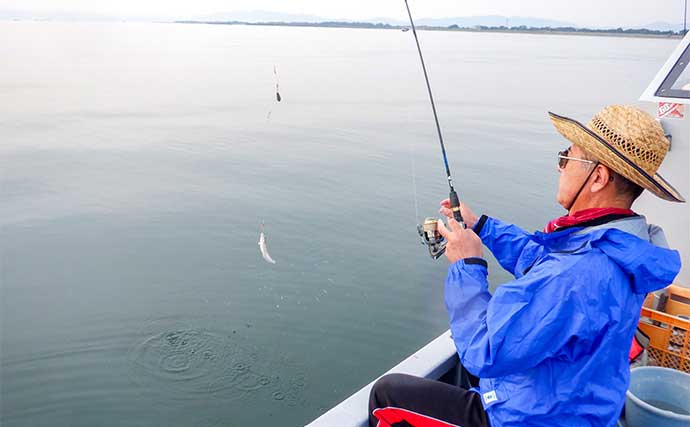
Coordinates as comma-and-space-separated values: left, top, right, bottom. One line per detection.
403, 0, 465, 259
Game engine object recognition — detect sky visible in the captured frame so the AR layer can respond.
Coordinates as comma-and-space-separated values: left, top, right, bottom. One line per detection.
0, 0, 686, 28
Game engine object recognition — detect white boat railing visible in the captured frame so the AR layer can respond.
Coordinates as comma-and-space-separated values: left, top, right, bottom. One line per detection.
305, 330, 458, 427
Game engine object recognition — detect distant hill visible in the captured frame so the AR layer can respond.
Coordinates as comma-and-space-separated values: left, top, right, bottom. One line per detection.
641, 21, 684, 32
191, 11, 575, 29
416, 15, 574, 28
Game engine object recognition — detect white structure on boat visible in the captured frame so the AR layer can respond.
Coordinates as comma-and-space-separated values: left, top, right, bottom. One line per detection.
639, 33, 690, 285
306, 33, 690, 427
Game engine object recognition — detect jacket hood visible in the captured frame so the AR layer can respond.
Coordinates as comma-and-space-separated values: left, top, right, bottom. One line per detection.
536, 216, 681, 294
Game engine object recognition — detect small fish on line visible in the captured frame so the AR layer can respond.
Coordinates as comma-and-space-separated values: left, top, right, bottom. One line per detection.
258, 222, 276, 264
274, 65, 282, 102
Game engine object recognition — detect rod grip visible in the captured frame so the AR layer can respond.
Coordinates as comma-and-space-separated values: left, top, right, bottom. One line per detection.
449, 190, 466, 228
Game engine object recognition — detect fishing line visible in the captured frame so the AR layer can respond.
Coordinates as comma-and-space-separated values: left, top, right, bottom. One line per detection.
267, 65, 282, 121
409, 137, 420, 225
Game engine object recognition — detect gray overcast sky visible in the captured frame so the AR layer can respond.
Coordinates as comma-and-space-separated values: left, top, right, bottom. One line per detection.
0, 0, 685, 27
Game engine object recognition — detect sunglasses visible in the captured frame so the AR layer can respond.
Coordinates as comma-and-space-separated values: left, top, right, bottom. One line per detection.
557, 148, 596, 169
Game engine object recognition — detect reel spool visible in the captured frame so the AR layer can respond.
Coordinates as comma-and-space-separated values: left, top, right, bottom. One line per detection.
417, 217, 446, 259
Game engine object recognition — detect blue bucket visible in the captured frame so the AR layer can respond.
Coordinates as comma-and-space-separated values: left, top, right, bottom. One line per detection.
625, 366, 690, 427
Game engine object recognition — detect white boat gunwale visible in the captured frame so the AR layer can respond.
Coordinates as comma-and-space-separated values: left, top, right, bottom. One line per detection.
305, 330, 458, 427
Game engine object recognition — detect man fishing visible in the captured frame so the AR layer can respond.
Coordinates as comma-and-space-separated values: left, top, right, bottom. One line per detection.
369, 105, 684, 427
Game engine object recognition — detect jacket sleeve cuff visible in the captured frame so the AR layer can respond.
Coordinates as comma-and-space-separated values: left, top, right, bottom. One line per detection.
473, 214, 489, 235
450, 257, 489, 283
463, 257, 488, 269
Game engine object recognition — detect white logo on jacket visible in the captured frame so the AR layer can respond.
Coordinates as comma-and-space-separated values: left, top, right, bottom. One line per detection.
482, 390, 498, 404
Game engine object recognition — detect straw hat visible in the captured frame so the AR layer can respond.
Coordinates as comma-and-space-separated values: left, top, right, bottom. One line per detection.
549, 105, 685, 202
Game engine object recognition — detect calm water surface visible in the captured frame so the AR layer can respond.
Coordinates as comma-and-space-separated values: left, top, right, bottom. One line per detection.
0, 22, 676, 426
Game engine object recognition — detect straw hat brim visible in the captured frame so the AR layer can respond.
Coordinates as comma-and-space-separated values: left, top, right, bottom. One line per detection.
549, 112, 685, 203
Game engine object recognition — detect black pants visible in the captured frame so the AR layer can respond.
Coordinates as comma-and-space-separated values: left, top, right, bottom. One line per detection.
368, 373, 489, 427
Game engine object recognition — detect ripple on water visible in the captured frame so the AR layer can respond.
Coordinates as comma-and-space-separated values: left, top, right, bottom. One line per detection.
205, 350, 307, 407
128, 326, 307, 407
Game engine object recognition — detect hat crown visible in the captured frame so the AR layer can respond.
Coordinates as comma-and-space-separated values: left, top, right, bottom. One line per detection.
549, 105, 684, 202
587, 105, 669, 176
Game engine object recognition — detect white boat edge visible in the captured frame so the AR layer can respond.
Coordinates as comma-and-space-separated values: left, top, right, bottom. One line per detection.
305, 330, 458, 427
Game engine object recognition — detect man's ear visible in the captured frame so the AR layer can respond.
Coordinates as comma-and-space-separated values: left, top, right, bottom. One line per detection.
590, 165, 611, 193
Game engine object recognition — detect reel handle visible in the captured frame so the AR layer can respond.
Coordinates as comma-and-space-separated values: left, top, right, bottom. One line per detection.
449, 190, 467, 229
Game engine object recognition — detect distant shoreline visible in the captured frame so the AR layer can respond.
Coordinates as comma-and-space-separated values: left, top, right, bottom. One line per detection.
175, 20, 683, 39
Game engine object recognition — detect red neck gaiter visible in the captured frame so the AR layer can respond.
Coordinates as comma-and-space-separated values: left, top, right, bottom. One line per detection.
544, 207, 635, 233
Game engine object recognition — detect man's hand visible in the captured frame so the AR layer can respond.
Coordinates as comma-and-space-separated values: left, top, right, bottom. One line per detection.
439, 199, 478, 229
437, 218, 483, 264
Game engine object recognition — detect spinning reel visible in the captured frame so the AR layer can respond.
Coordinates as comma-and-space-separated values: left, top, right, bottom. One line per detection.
417, 193, 466, 259
417, 217, 446, 259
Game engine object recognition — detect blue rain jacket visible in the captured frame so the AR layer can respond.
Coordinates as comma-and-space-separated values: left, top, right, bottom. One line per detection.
445, 215, 681, 427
